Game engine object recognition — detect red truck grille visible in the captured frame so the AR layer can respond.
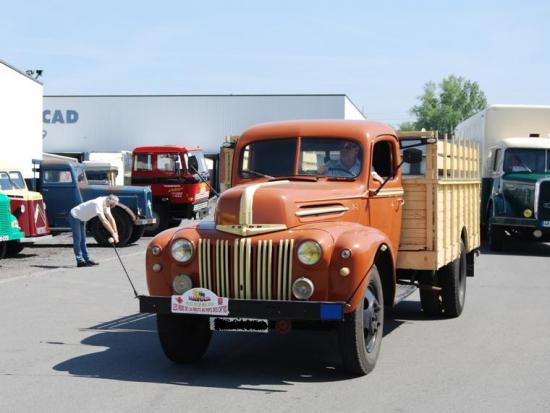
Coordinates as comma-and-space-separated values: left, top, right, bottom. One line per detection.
197, 238, 295, 300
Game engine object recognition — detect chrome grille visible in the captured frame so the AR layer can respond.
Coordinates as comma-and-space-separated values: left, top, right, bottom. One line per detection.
198, 238, 294, 300
538, 181, 550, 220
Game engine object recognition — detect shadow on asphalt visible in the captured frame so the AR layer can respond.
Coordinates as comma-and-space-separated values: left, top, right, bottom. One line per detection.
479, 239, 550, 257
52, 304, 423, 388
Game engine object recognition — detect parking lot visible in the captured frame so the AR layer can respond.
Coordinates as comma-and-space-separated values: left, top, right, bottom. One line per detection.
1, 229, 550, 412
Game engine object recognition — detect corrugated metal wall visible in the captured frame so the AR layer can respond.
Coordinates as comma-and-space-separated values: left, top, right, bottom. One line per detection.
43, 95, 365, 154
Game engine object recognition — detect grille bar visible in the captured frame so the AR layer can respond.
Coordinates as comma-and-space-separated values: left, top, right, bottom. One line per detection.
199, 238, 294, 300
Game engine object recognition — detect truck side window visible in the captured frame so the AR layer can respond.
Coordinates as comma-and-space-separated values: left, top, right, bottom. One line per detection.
43, 170, 73, 183
372, 141, 394, 179
157, 154, 176, 171
134, 154, 152, 171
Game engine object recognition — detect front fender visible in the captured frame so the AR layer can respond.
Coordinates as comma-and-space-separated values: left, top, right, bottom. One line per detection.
329, 226, 396, 312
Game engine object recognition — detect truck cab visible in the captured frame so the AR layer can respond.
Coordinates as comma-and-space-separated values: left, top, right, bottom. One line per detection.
131, 146, 210, 235
484, 138, 550, 249
0, 164, 50, 255
37, 160, 156, 246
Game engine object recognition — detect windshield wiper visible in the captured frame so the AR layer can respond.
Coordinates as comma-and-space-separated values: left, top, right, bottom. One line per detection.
326, 176, 356, 181
245, 170, 275, 180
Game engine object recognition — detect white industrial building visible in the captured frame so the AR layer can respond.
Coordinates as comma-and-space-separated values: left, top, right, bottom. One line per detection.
43, 94, 366, 155
0, 60, 43, 178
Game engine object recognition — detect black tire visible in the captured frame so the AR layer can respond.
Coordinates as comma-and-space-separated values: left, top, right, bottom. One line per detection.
90, 207, 133, 247
337, 265, 384, 376
486, 205, 504, 251
156, 314, 212, 363
6, 240, 25, 256
418, 270, 442, 317
126, 225, 146, 244
440, 241, 467, 318
0, 241, 6, 259
144, 204, 170, 236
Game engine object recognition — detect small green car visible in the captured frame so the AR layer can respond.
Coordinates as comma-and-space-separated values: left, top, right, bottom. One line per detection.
0, 192, 24, 259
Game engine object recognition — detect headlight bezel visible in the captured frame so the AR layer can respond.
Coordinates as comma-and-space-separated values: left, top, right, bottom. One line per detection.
297, 240, 322, 266
171, 238, 194, 263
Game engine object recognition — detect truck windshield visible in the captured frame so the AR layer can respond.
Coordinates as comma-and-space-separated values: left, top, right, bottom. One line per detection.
238, 137, 362, 178
0, 171, 26, 190
239, 139, 296, 178
503, 149, 548, 173
185, 151, 208, 174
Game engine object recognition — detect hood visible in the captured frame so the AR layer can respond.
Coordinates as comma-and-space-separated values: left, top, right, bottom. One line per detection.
81, 183, 152, 198
215, 179, 366, 236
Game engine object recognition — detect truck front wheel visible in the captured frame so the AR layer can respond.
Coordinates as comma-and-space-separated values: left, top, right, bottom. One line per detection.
337, 265, 384, 376
89, 208, 132, 247
144, 204, 170, 236
0, 242, 6, 259
440, 241, 467, 318
486, 205, 504, 251
126, 225, 145, 244
156, 314, 212, 363
418, 270, 442, 317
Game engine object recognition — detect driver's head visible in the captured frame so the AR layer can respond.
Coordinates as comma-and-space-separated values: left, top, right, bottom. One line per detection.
340, 141, 360, 168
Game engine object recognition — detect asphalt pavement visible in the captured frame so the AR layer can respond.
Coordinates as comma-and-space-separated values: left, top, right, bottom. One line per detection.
1, 232, 549, 412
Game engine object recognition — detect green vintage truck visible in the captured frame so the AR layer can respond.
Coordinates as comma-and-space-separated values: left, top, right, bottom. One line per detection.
0, 192, 24, 259
456, 105, 550, 250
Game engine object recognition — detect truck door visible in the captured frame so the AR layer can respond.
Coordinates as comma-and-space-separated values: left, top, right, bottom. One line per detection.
368, 138, 403, 249
41, 167, 83, 228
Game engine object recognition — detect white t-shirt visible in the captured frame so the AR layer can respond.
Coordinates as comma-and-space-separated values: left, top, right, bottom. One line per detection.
71, 197, 108, 222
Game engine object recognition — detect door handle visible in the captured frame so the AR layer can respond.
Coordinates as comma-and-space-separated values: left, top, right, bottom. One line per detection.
397, 198, 405, 206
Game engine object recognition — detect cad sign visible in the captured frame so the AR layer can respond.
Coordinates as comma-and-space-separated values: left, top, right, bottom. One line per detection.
43, 109, 79, 124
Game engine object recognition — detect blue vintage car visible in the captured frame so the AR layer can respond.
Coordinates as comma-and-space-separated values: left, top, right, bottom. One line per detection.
36, 160, 156, 246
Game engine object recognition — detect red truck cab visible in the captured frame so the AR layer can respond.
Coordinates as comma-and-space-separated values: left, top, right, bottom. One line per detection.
131, 146, 210, 234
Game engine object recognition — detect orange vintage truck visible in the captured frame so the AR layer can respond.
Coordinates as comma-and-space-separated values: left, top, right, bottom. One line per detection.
138, 120, 480, 375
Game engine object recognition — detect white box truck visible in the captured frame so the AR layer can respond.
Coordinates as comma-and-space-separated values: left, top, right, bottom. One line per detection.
455, 105, 550, 249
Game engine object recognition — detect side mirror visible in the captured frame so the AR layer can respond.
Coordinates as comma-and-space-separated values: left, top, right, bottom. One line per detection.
402, 148, 423, 164
188, 156, 199, 173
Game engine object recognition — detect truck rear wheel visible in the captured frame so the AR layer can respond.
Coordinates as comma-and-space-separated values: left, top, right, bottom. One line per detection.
440, 241, 467, 318
89, 208, 132, 247
418, 270, 442, 317
126, 225, 145, 244
156, 314, 212, 363
0, 242, 6, 259
337, 265, 384, 376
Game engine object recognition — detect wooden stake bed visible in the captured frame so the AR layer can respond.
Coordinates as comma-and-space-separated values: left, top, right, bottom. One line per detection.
396, 131, 481, 271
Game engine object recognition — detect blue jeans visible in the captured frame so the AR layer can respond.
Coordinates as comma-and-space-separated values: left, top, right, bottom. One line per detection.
69, 214, 90, 264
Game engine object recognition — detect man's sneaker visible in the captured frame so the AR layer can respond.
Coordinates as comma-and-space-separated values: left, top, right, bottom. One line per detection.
77, 262, 88, 268
86, 260, 99, 266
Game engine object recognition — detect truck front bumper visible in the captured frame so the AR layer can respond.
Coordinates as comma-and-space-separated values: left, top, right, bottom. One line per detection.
135, 217, 157, 225
139, 295, 345, 321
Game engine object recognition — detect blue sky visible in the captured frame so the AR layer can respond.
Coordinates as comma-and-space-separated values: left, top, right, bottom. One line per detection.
2, 0, 549, 127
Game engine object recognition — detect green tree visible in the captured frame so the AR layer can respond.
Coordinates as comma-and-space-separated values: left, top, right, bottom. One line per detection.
399, 75, 488, 134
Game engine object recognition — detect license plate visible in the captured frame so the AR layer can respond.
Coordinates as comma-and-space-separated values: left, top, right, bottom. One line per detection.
171, 288, 229, 316
543, 221, 550, 228
210, 317, 269, 333
193, 201, 208, 211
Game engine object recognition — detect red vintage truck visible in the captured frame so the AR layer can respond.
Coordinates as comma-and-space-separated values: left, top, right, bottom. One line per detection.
138, 120, 480, 375
0, 164, 50, 255
131, 146, 210, 235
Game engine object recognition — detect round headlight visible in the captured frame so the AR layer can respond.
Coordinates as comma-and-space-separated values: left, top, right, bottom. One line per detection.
171, 239, 194, 263
292, 277, 315, 300
20, 204, 26, 214
173, 274, 193, 294
297, 241, 322, 265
